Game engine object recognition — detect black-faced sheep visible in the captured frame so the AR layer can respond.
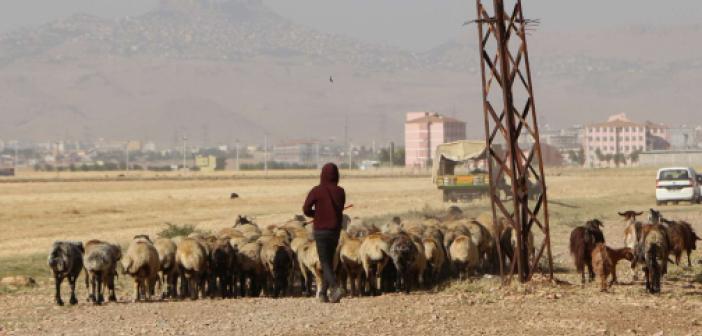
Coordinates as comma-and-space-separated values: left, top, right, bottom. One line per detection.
47, 241, 84, 306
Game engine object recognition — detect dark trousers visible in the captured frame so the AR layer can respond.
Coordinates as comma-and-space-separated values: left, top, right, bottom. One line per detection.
314, 230, 340, 292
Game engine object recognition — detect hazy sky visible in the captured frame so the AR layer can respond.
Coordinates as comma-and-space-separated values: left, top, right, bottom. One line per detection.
0, 0, 700, 51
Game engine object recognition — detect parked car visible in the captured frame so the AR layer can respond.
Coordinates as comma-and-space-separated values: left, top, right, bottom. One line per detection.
698, 174, 702, 202
655, 167, 700, 205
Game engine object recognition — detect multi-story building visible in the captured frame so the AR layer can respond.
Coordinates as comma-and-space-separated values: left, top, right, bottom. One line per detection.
584, 114, 670, 167
404, 112, 466, 168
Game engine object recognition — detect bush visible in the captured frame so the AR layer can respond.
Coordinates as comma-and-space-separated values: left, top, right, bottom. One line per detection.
157, 222, 207, 239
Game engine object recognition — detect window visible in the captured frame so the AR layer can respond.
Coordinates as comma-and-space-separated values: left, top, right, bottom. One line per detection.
659, 169, 689, 181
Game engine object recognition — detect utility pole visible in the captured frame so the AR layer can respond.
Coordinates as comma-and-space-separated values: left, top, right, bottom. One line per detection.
235, 139, 240, 171
348, 141, 352, 170
264, 134, 268, 174
125, 143, 129, 172
316, 142, 320, 169
13, 140, 18, 170
182, 136, 188, 172
473, 0, 552, 283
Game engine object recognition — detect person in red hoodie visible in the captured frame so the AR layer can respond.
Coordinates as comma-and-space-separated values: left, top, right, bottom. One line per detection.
303, 162, 346, 303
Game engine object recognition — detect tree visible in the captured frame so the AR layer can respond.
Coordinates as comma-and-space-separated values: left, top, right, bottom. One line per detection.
629, 149, 642, 164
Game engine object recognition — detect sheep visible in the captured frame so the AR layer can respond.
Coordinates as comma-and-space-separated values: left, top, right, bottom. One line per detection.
176, 237, 209, 300
211, 237, 237, 298
236, 241, 264, 297
338, 231, 365, 296
83, 240, 122, 305
358, 233, 390, 296
154, 238, 178, 299
568, 219, 605, 285
467, 220, 497, 272
387, 233, 425, 293
296, 239, 325, 299
422, 237, 446, 288
591, 244, 634, 292
122, 235, 161, 302
499, 226, 536, 275
633, 223, 669, 294
449, 235, 479, 280
618, 210, 643, 280
260, 236, 294, 298
47, 241, 84, 306
288, 227, 312, 295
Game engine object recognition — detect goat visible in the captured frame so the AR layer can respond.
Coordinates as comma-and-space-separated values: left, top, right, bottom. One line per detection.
590, 244, 634, 292
650, 209, 701, 268
633, 222, 669, 294
47, 241, 84, 306
568, 219, 605, 285
618, 210, 643, 280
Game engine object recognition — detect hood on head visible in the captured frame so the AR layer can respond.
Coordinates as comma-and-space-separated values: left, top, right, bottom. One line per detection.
320, 163, 339, 185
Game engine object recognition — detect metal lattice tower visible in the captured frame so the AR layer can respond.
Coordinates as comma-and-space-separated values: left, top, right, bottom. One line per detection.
473, 0, 553, 283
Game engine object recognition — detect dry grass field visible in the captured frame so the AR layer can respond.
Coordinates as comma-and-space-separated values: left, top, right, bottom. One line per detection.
1, 168, 701, 335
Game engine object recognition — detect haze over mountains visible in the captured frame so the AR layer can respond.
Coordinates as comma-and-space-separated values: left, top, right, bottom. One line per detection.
0, 0, 700, 146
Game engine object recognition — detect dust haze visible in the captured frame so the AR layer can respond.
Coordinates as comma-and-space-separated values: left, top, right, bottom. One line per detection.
0, 0, 700, 146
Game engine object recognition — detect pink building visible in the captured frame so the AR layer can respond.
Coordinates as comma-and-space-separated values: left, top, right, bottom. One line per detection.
404, 112, 466, 168
584, 114, 670, 167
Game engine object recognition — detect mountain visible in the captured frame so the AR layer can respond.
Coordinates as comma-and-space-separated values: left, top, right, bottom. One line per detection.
0, 0, 700, 146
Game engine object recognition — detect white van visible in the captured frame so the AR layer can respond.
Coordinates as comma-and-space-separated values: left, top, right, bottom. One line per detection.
655, 167, 700, 205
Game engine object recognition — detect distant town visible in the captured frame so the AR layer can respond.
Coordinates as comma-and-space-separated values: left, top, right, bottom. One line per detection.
1, 112, 701, 176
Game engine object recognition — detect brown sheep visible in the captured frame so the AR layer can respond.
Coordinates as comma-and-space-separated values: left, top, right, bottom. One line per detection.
422, 238, 445, 287
154, 238, 178, 299
260, 236, 294, 298
122, 236, 161, 302
297, 239, 325, 299
467, 220, 497, 272
568, 219, 605, 285
83, 240, 122, 305
358, 233, 390, 296
236, 241, 264, 297
449, 235, 479, 280
338, 231, 365, 296
211, 237, 237, 298
176, 237, 209, 300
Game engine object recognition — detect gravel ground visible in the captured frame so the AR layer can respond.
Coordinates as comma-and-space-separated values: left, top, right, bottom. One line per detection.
2, 274, 701, 336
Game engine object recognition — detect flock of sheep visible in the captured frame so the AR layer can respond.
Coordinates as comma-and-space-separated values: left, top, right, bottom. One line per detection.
46, 206, 700, 306
47, 207, 533, 306
569, 208, 700, 294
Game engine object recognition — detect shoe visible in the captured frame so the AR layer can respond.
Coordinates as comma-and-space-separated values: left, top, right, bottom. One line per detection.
329, 287, 345, 303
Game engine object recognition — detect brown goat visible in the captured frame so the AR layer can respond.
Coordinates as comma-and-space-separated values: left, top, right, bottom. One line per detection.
569, 219, 605, 285
591, 244, 635, 292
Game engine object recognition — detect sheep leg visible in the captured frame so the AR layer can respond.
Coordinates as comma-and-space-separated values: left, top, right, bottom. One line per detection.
68, 275, 78, 305
88, 274, 96, 303
96, 273, 104, 305
107, 274, 117, 302
54, 274, 64, 306
687, 250, 693, 268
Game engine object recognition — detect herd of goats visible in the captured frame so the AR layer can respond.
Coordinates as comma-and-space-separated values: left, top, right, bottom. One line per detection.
46, 207, 699, 306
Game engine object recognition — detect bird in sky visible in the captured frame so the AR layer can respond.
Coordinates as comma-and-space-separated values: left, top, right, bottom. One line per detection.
329, 76, 334, 83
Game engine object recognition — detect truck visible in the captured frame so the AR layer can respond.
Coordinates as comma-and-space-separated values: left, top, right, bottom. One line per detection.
433, 141, 494, 203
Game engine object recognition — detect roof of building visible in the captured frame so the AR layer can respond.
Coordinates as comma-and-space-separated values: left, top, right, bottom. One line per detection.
406, 113, 465, 125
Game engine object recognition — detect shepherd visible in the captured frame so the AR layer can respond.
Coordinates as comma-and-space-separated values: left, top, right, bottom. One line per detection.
303, 162, 346, 303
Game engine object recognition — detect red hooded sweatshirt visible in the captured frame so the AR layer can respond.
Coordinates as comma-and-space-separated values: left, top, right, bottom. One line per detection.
303, 163, 346, 231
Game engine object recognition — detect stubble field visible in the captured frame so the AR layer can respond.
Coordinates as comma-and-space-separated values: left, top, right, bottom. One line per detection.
0, 168, 701, 336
